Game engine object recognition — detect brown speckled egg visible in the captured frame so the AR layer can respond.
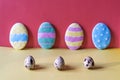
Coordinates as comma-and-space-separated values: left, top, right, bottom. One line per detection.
24, 55, 35, 70
54, 56, 65, 70
83, 56, 94, 69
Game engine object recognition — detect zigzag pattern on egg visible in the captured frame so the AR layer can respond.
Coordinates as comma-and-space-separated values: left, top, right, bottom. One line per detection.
9, 23, 28, 50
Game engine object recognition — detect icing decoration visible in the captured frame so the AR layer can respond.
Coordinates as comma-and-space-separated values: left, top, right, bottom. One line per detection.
9, 23, 28, 50
92, 22, 111, 49
10, 34, 28, 42
65, 23, 84, 50
38, 22, 56, 49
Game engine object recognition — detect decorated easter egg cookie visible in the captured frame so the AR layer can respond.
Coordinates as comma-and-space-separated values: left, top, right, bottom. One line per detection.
65, 23, 84, 50
92, 23, 111, 49
9, 23, 28, 50
38, 22, 56, 49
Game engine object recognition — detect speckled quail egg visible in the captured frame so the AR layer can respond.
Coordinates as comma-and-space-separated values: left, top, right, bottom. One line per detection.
83, 56, 94, 69
54, 56, 65, 70
24, 55, 35, 70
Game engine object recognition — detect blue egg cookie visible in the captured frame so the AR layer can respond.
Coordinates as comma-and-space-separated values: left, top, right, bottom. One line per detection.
92, 23, 111, 49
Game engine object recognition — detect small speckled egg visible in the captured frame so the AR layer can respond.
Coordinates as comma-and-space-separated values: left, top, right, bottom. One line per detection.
38, 22, 56, 49
54, 56, 65, 70
24, 55, 35, 70
83, 56, 94, 69
9, 23, 28, 50
92, 22, 111, 49
65, 23, 84, 50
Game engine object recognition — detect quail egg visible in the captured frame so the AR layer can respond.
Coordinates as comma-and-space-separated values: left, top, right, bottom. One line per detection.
24, 55, 35, 70
54, 56, 65, 70
83, 56, 94, 69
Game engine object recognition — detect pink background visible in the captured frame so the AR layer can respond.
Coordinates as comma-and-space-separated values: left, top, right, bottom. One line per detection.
0, 0, 120, 48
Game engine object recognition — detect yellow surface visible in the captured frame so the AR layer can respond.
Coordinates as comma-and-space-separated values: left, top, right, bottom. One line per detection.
0, 47, 120, 80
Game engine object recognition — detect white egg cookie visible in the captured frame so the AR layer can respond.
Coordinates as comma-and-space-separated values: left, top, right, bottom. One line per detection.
54, 56, 65, 70
83, 56, 94, 69
24, 55, 35, 70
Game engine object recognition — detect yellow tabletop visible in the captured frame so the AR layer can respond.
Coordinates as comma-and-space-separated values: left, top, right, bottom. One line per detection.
0, 47, 120, 80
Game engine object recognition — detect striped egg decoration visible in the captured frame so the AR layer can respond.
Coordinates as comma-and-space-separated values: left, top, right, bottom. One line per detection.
38, 22, 56, 49
65, 23, 84, 50
9, 23, 28, 50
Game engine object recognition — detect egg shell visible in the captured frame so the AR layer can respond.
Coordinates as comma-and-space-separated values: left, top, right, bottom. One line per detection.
92, 23, 111, 49
9, 23, 28, 50
38, 22, 56, 49
83, 56, 94, 69
54, 56, 65, 70
24, 55, 35, 70
65, 23, 84, 50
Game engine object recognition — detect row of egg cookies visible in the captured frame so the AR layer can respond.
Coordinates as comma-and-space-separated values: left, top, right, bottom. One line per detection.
9, 22, 111, 50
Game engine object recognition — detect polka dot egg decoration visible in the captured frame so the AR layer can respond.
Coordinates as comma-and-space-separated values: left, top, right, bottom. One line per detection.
92, 22, 111, 49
